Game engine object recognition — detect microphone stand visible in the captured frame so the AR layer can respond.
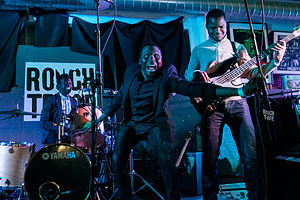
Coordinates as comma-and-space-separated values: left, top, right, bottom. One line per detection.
90, 80, 98, 200
244, 0, 270, 199
96, 0, 104, 109
90, 1, 104, 199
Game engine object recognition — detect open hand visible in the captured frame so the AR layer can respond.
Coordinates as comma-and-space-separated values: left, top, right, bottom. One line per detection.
193, 70, 211, 83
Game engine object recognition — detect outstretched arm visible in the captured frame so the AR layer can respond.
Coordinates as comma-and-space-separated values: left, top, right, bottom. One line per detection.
170, 65, 262, 99
216, 76, 262, 97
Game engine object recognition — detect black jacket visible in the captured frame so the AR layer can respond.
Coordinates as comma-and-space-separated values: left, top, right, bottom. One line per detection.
40, 93, 77, 144
104, 63, 219, 145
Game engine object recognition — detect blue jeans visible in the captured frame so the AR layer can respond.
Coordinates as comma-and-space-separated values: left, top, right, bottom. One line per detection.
201, 99, 258, 200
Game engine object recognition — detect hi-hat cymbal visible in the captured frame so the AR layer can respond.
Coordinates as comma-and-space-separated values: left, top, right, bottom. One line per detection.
0, 109, 41, 116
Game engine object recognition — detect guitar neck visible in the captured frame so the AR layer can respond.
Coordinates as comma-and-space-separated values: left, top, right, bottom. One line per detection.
214, 32, 297, 85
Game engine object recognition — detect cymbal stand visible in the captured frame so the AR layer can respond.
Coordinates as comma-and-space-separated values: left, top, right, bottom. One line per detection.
58, 114, 66, 143
95, 117, 117, 200
17, 183, 26, 200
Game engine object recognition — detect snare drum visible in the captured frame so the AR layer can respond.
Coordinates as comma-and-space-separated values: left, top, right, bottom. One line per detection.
24, 143, 91, 200
70, 105, 105, 149
0, 141, 34, 187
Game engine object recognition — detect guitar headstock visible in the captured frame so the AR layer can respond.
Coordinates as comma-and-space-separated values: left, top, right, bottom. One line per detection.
185, 131, 193, 140
293, 25, 300, 37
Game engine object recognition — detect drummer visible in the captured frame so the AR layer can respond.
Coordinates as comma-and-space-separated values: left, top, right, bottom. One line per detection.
40, 73, 77, 144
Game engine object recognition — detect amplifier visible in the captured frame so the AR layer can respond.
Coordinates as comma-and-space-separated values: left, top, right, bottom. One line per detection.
180, 152, 202, 195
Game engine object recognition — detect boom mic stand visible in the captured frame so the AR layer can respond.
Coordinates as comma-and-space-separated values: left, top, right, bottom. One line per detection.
89, 1, 103, 199
244, 0, 270, 199
90, 80, 98, 200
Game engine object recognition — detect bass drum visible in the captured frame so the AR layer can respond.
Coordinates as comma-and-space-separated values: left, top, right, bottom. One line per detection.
24, 143, 91, 200
0, 141, 34, 188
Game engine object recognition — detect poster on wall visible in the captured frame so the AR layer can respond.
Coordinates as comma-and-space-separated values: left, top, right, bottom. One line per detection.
24, 62, 96, 121
283, 75, 300, 89
228, 23, 268, 59
272, 31, 300, 74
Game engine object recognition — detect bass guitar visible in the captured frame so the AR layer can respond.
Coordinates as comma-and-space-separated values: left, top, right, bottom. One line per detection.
192, 26, 300, 115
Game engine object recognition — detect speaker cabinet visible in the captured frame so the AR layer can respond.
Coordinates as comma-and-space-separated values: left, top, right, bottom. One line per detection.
168, 94, 202, 152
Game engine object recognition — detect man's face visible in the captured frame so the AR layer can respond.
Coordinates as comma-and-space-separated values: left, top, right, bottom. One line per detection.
206, 16, 227, 42
139, 45, 163, 78
58, 77, 72, 96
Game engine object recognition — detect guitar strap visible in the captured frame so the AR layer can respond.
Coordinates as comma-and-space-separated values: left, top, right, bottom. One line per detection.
231, 41, 237, 54
207, 41, 238, 78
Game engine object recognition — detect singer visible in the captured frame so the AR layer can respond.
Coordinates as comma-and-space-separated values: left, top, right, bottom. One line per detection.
83, 43, 262, 200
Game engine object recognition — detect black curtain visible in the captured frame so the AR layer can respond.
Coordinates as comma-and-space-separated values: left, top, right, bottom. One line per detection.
34, 12, 69, 47
71, 16, 188, 90
0, 11, 27, 92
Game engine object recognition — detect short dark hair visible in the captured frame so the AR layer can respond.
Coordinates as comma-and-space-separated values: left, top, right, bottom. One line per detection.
206, 9, 226, 22
140, 42, 162, 54
57, 73, 70, 85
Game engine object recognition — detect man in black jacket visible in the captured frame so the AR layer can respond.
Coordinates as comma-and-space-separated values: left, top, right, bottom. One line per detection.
85, 43, 260, 200
40, 73, 77, 144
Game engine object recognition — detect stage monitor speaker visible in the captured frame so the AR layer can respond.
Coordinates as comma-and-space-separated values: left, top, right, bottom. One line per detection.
180, 152, 202, 195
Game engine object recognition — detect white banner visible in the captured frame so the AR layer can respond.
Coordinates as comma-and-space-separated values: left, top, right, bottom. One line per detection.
24, 62, 96, 121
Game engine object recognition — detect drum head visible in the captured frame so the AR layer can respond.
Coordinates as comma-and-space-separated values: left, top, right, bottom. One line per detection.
70, 105, 105, 149
24, 144, 91, 200
70, 105, 104, 132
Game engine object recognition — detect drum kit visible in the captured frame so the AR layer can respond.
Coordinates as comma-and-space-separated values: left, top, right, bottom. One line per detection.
0, 102, 118, 200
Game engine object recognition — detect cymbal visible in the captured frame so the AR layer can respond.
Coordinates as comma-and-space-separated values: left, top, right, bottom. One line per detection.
0, 109, 41, 116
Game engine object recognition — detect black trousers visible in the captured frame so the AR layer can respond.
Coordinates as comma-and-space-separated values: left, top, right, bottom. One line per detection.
112, 121, 180, 200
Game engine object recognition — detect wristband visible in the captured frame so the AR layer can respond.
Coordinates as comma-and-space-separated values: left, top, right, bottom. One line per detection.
238, 87, 246, 97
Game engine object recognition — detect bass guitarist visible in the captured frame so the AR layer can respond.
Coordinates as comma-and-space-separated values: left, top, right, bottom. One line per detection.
184, 9, 286, 200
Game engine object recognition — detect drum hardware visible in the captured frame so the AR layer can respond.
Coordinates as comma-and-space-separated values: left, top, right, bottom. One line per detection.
0, 106, 41, 121
80, 79, 103, 200
68, 102, 117, 199
72, 84, 118, 199
108, 148, 165, 200
58, 114, 64, 143
129, 148, 165, 200
94, 144, 115, 198
58, 114, 71, 144
0, 108, 41, 116
17, 183, 26, 200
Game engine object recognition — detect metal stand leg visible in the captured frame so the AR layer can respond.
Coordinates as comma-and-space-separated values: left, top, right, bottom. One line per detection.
17, 184, 25, 200
95, 145, 117, 200
129, 149, 165, 200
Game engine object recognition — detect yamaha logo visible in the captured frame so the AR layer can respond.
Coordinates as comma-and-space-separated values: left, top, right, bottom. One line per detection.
42, 153, 50, 160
